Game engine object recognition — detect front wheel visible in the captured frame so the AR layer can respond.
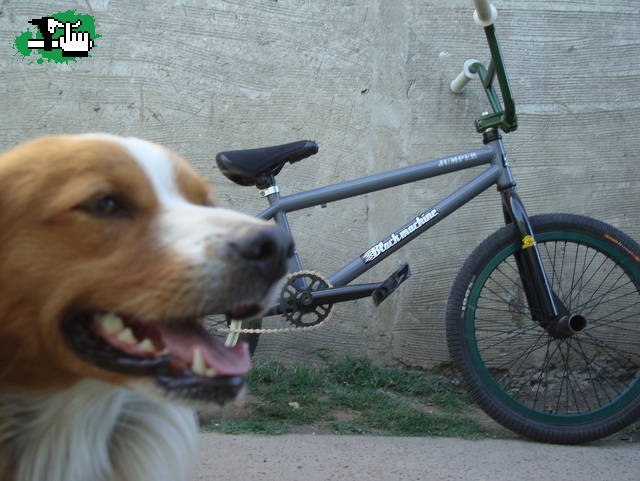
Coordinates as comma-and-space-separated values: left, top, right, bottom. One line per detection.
446, 213, 640, 444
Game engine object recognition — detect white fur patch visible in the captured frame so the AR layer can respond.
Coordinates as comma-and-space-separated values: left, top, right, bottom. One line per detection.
0, 380, 198, 481
112, 136, 265, 263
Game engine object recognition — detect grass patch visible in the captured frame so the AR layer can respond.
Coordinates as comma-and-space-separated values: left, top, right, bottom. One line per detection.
358, 403, 488, 438
202, 358, 492, 439
325, 358, 469, 413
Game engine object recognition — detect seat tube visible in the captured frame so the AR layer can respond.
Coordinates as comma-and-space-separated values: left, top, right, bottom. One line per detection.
260, 177, 303, 273
273, 210, 303, 273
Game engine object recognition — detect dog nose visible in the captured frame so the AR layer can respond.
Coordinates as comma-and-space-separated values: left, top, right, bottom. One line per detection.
229, 226, 293, 280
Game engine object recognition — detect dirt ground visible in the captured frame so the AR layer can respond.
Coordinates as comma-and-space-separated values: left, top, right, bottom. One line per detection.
197, 397, 639, 481
195, 433, 639, 481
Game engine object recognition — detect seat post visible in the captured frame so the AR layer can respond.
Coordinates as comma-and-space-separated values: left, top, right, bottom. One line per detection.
258, 174, 303, 273
256, 173, 275, 190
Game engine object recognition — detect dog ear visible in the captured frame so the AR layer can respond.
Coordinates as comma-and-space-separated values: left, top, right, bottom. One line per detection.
0, 137, 62, 222
0, 165, 39, 226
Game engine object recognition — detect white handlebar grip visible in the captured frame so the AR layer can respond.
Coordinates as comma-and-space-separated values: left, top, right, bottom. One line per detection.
450, 58, 480, 93
473, 0, 498, 27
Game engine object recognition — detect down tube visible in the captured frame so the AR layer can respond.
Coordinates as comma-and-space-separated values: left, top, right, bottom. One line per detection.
327, 165, 501, 287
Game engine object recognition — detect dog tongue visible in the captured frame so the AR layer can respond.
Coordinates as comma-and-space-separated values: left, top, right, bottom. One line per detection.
156, 323, 250, 376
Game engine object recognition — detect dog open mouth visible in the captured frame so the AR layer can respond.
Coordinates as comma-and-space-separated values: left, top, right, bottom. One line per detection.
61, 308, 259, 404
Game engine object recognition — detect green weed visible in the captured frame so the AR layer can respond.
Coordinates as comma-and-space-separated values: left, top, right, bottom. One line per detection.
203, 358, 492, 439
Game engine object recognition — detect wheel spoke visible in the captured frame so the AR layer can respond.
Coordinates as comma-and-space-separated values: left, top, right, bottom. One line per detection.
567, 243, 580, 310
567, 243, 597, 310
564, 339, 593, 413
572, 337, 604, 406
556, 339, 585, 414
573, 262, 619, 316
542, 242, 559, 291
475, 304, 530, 316
511, 335, 555, 395
575, 281, 636, 317
555, 340, 569, 413
473, 324, 540, 344
496, 331, 548, 390
567, 338, 623, 401
481, 330, 550, 368
561, 242, 587, 310
486, 267, 530, 313
530, 336, 553, 409
557, 241, 569, 301
578, 331, 639, 367
587, 298, 640, 329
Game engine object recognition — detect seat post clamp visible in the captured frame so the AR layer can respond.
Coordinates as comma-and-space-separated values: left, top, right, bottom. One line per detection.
259, 185, 280, 197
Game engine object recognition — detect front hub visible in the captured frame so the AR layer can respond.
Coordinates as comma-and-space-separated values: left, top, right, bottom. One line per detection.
548, 314, 587, 339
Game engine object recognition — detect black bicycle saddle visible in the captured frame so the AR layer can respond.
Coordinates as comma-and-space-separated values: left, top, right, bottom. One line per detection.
216, 140, 318, 186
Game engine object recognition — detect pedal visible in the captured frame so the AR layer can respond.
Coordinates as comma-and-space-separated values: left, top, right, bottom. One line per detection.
372, 263, 411, 306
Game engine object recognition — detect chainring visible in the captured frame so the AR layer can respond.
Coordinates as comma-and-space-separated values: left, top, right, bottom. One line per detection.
279, 271, 334, 328
219, 270, 335, 335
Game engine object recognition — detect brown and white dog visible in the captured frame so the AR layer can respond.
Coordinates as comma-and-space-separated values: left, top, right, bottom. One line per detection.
0, 134, 290, 481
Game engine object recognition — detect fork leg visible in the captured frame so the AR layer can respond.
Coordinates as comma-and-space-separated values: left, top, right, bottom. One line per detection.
501, 187, 568, 323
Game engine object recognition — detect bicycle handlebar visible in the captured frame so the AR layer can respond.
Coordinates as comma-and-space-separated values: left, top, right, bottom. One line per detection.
450, 59, 480, 94
473, 0, 497, 27
451, 2, 498, 95
449, 1, 517, 133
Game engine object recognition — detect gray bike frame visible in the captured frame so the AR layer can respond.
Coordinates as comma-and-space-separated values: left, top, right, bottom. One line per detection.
257, 140, 509, 288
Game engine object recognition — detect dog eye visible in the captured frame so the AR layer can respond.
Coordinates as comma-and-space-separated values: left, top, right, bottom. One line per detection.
80, 195, 131, 218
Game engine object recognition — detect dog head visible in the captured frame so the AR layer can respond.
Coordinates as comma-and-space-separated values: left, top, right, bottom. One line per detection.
0, 134, 290, 405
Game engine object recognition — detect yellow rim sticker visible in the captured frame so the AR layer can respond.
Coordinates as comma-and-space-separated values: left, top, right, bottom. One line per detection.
522, 235, 536, 249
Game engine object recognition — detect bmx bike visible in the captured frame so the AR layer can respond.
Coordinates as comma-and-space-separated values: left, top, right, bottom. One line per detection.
208, 0, 640, 444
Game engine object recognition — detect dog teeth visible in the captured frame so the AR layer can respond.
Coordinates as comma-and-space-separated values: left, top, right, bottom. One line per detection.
116, 327, 136, 344
99, 313, 124, 334
137, 338, 155, 352
192, 348, 217, 377
191, 347, 206, 375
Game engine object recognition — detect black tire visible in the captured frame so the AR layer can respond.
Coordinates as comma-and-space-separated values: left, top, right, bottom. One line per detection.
205, 315, 261, 356
446, 213, 640, 444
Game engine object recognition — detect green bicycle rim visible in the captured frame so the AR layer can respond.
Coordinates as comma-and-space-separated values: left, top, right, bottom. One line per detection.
466, 230, 640, 425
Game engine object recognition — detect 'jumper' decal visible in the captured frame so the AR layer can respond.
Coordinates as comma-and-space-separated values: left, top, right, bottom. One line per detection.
438, 152, 478, 167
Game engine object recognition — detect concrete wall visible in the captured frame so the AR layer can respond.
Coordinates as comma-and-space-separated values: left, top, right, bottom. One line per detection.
1, 1, 638, 368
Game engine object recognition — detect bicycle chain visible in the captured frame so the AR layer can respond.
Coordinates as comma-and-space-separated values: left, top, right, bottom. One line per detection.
224, 270, 334, 334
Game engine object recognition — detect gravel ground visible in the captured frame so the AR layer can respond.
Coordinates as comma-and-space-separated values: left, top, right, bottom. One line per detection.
196, 433, 639, 481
